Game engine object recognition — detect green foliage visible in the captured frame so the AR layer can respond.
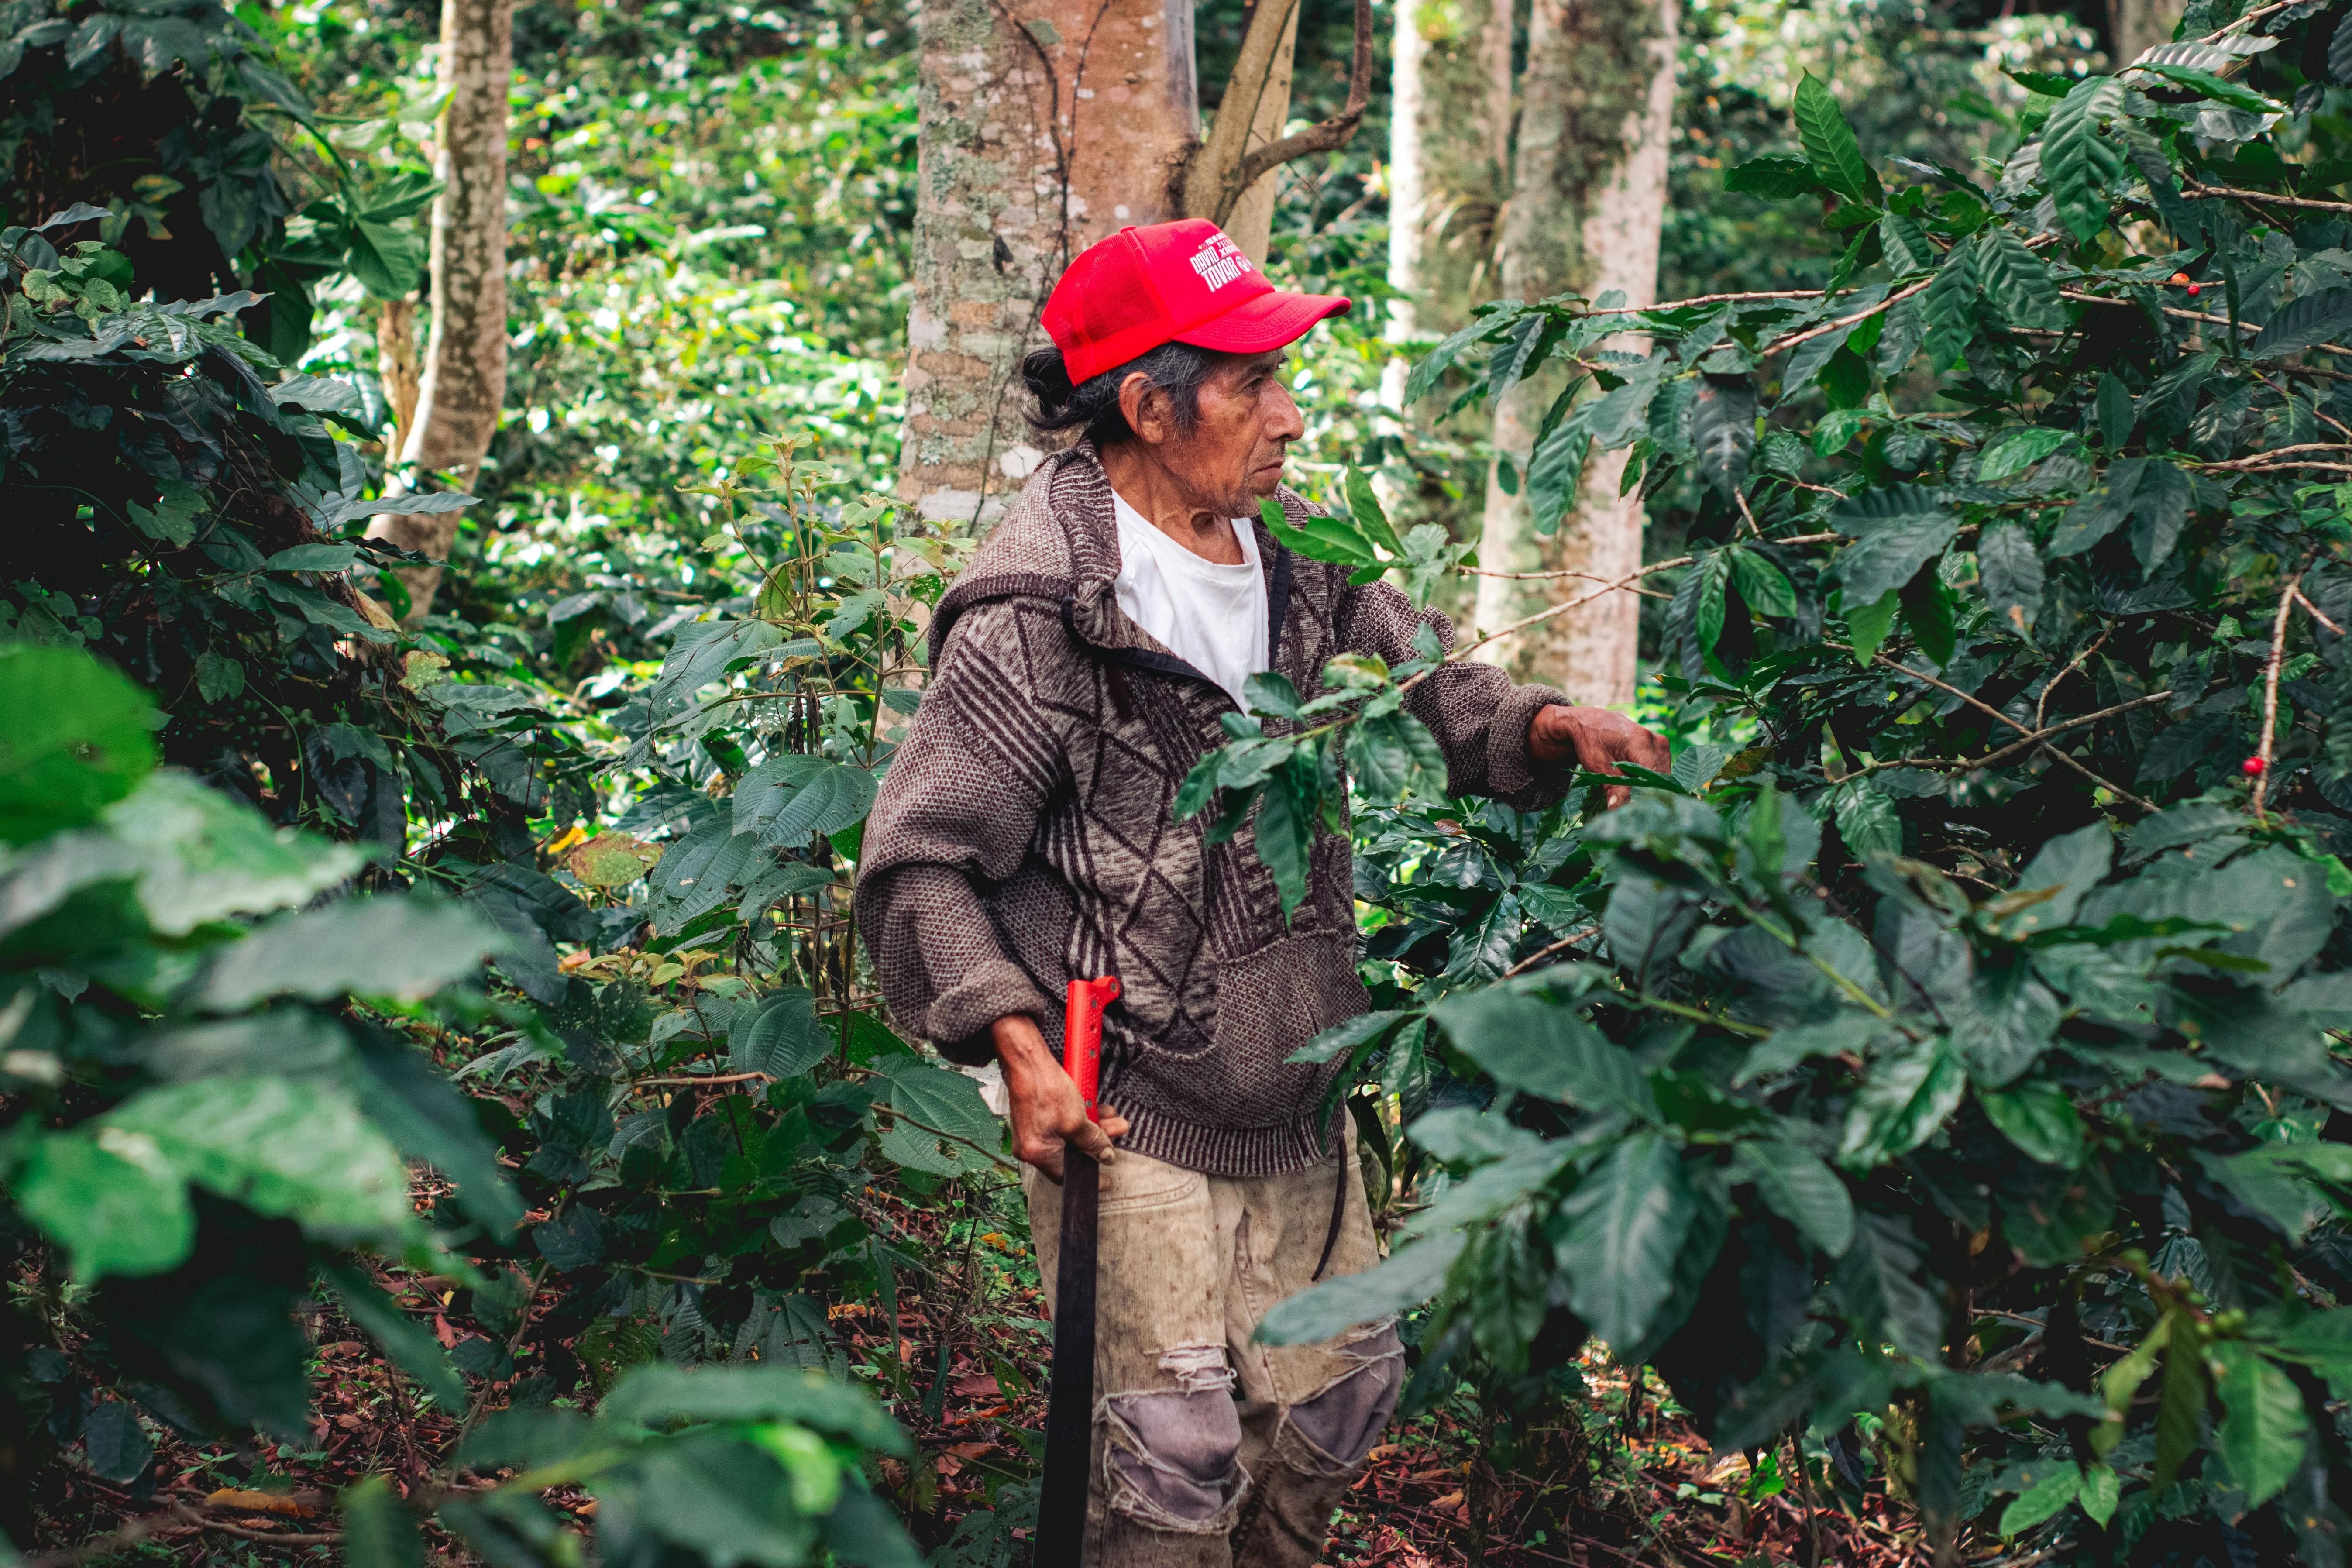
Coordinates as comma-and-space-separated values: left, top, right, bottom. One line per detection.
341, 1363, 919, 1568
0, 0, 434, 360
24, 0, 2352, 1561
0, 211, 494, 848
0, 643, 505, 1495
0, 14, 946, 1534
1213, 13, 2352, 1559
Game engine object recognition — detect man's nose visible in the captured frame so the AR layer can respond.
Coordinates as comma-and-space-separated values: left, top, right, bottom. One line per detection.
1266, 380, 1305, 443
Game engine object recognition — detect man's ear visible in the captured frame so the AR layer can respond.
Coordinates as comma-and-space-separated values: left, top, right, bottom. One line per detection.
1118, 371, 1168, 446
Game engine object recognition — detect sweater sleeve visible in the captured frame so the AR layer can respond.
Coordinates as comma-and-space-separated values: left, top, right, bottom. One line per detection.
1336, 578, 1573, 812
854, 598, 1067, 1064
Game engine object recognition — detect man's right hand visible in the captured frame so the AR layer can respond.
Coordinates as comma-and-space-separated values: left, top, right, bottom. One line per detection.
993, 1014, 1128, 1183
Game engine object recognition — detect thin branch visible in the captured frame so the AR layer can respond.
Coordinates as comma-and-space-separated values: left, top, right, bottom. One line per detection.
1216, 0, 1372, 214
1573, 288, 1834, 318
2197, 443, 2352, 471
1853, 646, 2152, 808
2039, 741, 2160, 815
1969, 688, 2179, 770
1846, 689, 2180, 780
2195, 0, 2293, 39
12, 1506, 345, 1568
631, 1071, 776, 1088
2297, 585, 2346, 635
1502, 926, 1600, 978
1458, 565, 1671, 598
1850, 647, 2028, 741
1762, 276, 1936, 357
1732, 486, 1763, 538
875, 1104, 1021, 1174
2255, 571, 2303, 819
2062, 287, 2352, 355
2184, 181, 2352, 216
198, 1521, 345, 1546
2248, 364, 2352, 443
2194, 461, 2352, 477
2036, 631, 2110, 730
1414, 556, 1695, 674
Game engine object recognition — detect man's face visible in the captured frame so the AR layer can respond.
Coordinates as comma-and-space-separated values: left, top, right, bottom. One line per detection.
1159, 349, 1306, 514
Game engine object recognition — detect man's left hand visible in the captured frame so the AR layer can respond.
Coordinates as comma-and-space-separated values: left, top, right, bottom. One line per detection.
1528, 705, 1670, 808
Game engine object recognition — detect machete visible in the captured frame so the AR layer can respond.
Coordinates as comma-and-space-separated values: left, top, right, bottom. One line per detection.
1033, 973, 1121, 1568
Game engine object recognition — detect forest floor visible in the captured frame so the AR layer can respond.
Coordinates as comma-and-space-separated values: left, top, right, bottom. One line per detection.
25, 1180, 1941, 1568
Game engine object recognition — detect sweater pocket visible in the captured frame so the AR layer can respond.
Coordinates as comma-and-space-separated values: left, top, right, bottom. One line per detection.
1195, 929, 1370, 1128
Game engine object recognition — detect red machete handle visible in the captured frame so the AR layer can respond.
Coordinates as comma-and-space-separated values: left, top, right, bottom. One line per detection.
1062, 976, 1120, 1122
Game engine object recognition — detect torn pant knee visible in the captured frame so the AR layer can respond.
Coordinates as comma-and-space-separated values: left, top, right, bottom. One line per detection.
1103, 1388, 1248, 1532
1280, 1324, 1403, 1475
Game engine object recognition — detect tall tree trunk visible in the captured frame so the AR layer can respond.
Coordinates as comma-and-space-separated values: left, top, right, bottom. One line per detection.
1480, 0, 1513, 200
1466, 0, 1676, 708
1214, 0, 1302, 262
1405, 0, 1511, 324
1379, 0, 1427, 416
368, 0, 512, 622
896, 0, 1200, 532
2107, 0, 2184, 65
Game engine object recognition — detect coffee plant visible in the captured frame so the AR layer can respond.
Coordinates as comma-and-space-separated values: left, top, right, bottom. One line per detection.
38, 0, 2352, 1562
1187, 13, 2352, 1564
0, 19, 966, 1558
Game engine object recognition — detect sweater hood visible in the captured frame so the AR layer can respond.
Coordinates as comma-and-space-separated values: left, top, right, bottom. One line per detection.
926, 440, 1314, 670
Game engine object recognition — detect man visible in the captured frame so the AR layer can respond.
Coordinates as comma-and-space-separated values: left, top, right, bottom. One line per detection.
857, 220, 1667, 1567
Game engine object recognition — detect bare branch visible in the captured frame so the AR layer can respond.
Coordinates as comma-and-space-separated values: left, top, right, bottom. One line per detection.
2255, 571, 2304, 819
2297, 586, 2346, 636
1212, 0, 1373, 220
2183, 181, 2352, 216
1761, 276, 1936, 357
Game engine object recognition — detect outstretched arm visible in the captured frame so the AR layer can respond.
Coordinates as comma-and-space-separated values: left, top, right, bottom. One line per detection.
1335, 577, 1667, 807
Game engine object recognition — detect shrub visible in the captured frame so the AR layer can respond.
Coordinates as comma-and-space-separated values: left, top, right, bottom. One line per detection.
1203, 24, 2352, 1563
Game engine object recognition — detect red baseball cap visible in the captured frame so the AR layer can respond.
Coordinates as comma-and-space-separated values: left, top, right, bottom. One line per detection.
1042, 219, 1351, 385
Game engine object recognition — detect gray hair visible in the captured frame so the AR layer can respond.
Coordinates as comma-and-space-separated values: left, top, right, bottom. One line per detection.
1022, 340, 1219, 449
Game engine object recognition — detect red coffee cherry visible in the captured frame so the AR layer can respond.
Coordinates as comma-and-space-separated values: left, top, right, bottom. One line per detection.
2243, 756, 2266, 776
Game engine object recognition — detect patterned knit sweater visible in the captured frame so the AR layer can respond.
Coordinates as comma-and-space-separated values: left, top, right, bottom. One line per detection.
855, 444, 1575, 1176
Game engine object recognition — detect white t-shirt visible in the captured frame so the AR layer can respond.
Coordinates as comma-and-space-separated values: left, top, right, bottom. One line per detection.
1109, 489, 1270, 710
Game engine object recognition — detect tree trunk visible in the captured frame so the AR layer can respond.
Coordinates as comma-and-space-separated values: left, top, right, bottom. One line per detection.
1214, 0, 1302, 263
2107, 0, 2184, 65
1403, 0, 1511, 324
1481, 0, 1514, 199
368, 0, 512, 622
1466, 0, 1676, 708
896, 0, 1200, 532
1181, 0, 1300, 263
377, 297, 421, 461
1378, 0, 1427, 415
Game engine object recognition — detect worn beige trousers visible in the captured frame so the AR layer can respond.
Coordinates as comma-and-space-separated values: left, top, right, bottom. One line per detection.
1025, 1121, 1402, 1568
